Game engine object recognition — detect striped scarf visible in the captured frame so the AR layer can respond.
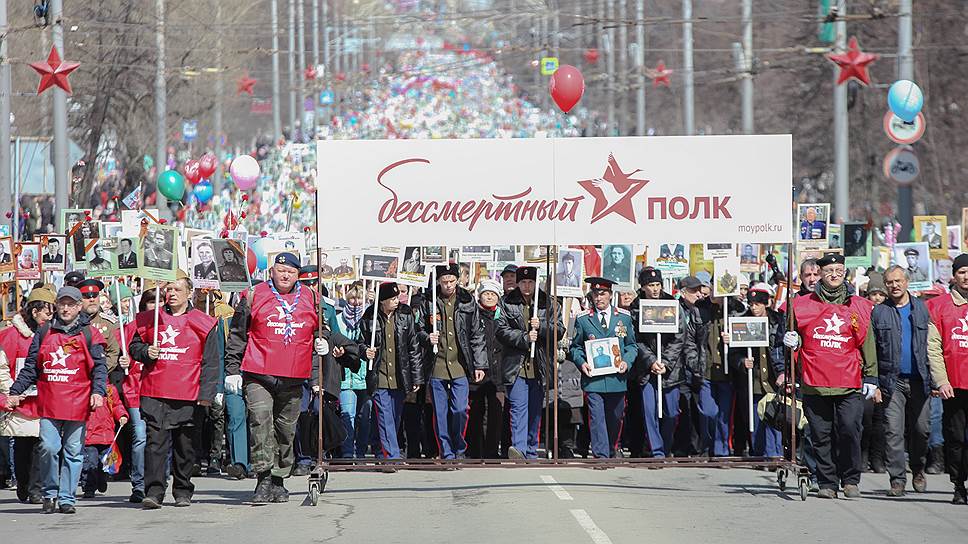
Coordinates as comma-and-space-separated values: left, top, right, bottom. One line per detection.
269, 280, 302, 345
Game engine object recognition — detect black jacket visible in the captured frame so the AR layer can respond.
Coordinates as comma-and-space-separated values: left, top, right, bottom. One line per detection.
871, 294, 931, 395
725, 308, 786, 395
359, 304, 423, 393
494, 288, 565, 387
477, 305, 505, 391
417, 287, 488, 377
630, 293, 704, 389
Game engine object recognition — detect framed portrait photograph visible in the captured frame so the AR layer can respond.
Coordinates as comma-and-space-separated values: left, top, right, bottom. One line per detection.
555, 247, 584, 298
491, 245, 518, 262
601, 244, 634, 288
38, 234, 67, 272
328, 249, 357, 283
584, 337, 622, 377
191, 238, 221, 289
116, 236, 140, 272
271, 231, 306, 257
140, 223, 178, 281
421, 246, 447, 265
936, 259, 954, 287
211, 239, 250, 292
797, 203, 830, 249
739, 243, 760, 273
728, 316, 770, 348
120, 209, 159, 237
60, 208, 90, 234
828, 224, 842, 250
893, 242, 932, 291
69, 218, 100, 268
650, 243, 689, 278
85, 238, 117, 277
713, 254, 742, 298
703, 243, 734, 260
690, 244, 713, 286
460, 246, 492, 262
914, 215, 948, 260
397, 246, 429, 288
948, 225, 962, 257
14, 242, 41, 281
842, 222, 871, 269
360, 251, 399, 281
522, 245, 547, 264
638, 299, 680, 334
102, 222, 124, 240
316, 250, 337, 280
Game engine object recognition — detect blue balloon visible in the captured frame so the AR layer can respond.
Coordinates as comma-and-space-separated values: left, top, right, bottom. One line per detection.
193, 180, 214, 204
887, 80, 923, 123
251, 237, 269, 270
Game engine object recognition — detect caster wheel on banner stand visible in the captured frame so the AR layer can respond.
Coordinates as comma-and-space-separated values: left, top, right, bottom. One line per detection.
798, 476, 809, 502
776, 468, 787, 492
308, 482, 320, 506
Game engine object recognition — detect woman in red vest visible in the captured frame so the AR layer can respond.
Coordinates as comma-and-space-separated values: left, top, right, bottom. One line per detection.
783, 253, 878, 500
6, 286, 108, 514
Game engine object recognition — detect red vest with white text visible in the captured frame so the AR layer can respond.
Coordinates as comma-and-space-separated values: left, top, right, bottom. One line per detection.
0, 325, 40, 419
241, 282, 318, 379
793, 293, 873, 389
926, 294, 968, 389
36, 326, 106, 421
136, 309, 216, 401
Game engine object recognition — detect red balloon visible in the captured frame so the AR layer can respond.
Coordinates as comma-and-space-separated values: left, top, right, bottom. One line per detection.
247, 247, 257, 276
184, 159, 202, 184
549, 65, 585, 114
198, 153, 217, 178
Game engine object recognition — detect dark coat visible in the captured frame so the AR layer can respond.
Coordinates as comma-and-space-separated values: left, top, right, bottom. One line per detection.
726, 308, 786, 395
417, 287, 488, 378
629, 294, 704, 389
476, 305, 505, 392
494, 288, 565, 387
359, 303, 423, 394
871, 294, 932, 395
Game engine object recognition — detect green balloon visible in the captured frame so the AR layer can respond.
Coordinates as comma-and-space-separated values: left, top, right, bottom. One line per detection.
157, 170, 186, 201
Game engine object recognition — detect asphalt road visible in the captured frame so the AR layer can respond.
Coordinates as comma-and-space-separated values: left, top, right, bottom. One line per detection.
1, 467, 965, 543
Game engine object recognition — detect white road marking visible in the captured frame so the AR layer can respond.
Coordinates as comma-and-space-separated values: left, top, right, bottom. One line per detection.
570, 509, 614, 544
540, 475, 574, 501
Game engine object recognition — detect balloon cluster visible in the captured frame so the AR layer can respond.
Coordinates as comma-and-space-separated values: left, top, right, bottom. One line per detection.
157, 152, 219, 204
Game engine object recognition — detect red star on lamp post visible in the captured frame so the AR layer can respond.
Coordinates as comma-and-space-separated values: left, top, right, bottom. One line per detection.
304, 67, 316, 81
29, 47, 80, 95
236, 73, 257, 96
648, 60, 673, 88
826, 36, 878, 86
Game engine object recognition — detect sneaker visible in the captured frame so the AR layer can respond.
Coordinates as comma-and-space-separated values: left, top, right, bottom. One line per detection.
269, 476, 289, 503
809, 479, 820, 493
912, 472, 927, 493
507, 447, 525, 460
82, 490, 96, 499
173, 496, 191, 507
129, 489, 145, 503
886, 482, 905, 497
953, 487, 968, 505
206, 460, 222, 476
29, 494, 43, 505
225, 463, 246, 480
290, 464, 311, 477
141, 496, 163, 510
251, 472, 273, 504
817, 488, 838, 499
59, 503, 76, 514
42, 498, 57, 514
843, 484, 861, 498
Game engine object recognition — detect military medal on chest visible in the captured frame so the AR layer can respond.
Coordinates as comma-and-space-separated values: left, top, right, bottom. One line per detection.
615, 321, 627, 338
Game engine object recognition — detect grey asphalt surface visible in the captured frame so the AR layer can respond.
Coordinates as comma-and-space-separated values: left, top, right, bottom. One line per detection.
0, 467, 965, 543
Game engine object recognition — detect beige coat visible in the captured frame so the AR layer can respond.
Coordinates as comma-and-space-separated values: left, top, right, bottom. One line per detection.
0, 315, 41, 437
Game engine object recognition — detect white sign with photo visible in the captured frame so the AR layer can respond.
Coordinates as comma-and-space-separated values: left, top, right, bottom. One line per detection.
713, 254, 742, 298
584, 337, 622, 377
650, 243, 689, 279
893, 242, 933, 292
190, 238, 221, 289
554, 247, 584, 298
360, 251, 399, 281
397, 246, 429, 288
704, 243, 734, 260
38, 235, 67, 272
728, 316, 770, 348
638, 299, 680, 334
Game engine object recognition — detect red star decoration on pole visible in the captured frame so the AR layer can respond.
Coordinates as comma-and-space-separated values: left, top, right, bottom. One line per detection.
29, 47, 80, 95
826, 36, 878, 86
648, 60, 673, 88
236, 73, 257, 96
304, 67, 316, 81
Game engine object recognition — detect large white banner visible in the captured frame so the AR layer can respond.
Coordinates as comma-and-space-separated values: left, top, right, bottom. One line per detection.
316, 135, 792, 246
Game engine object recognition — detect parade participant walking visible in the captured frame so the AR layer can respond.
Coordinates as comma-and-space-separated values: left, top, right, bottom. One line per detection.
361, 283, 423, 459
78, 280, 122, 387
496, 266, 564, 459
873, 266, 931, 497
570, 277, 637, 459
129, 272, 220, 509
225, 253, 328, 503
0, 286, 55, 504
467, 279, 506, 459
926, 254, 968, 504
419, 264, 487, 460
335, 282, 371, 458
6, 286, 108, 514
784, 253, 877, 499
80, 384, 127, 498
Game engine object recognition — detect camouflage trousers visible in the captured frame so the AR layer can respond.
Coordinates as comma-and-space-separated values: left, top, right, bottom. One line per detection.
244, 377, 303, 478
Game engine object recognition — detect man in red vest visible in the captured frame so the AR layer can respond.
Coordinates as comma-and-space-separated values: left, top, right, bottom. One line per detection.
225, 252, 329, 503
926, 253, 968, 505
128, 271, 220, 509
6, 286, 108, 514
783, 253, 877, 499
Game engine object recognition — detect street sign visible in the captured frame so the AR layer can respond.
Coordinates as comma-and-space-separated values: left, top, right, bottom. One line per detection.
883, 146, 920, 185
320, 90, 334, 105
540, 57, 559, 76
182, 120, 198, 142
883, 110, 925, 145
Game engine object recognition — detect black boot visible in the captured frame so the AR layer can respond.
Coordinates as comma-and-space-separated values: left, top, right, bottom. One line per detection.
926, 445, 945, 475
953, 485, 967, 505
251, 472, 273, 504
269, 476, 289, 503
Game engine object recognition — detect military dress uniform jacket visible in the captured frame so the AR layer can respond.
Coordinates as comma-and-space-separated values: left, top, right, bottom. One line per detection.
494, 288, 565, 387
569, 307, 638, 394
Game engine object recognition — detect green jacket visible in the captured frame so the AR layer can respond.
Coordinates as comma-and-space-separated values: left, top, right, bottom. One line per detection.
569, 307, 638, 394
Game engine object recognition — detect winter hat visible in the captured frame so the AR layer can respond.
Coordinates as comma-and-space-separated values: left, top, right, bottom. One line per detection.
953, 254, 968, 275
477, 279, 502, 298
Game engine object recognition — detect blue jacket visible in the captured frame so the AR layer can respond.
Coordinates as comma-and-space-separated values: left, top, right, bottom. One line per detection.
871, 294, 931, 395
569, 307, 637, 393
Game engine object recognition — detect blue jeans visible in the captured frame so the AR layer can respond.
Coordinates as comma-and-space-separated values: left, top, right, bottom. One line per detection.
224, 391, 249, 469
372, 389, 405, 459
586, 392, 626, 458
929, 396, 944, 448
642, 381, 680, 458
339, 389, 372, 458
38, 418, 86, 505
508, 376, 543, 458
127, 407, 146, 492
752, 394, 783, 457
429, 377, 470, 459
710, 381, 734, 457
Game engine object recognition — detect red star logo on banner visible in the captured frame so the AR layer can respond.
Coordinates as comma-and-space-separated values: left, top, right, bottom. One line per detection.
649, 60, 673, 88
29, 47, 80, 95
577, 153, 650, 224
827, 36, 877, 86
236, 73, 257, 96
304, 67, 316, 81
